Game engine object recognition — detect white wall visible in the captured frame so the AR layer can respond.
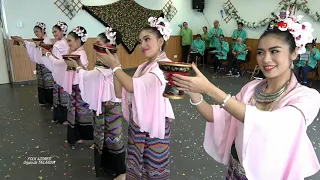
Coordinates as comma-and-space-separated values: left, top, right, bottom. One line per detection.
3, 0, 209, 38
3, 0, 320, 39
0, 28, 9, 84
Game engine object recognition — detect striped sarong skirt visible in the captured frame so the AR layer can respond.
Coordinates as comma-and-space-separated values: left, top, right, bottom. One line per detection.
52, 82, 69, 123
226, 155, 247, 180
126, 107, 171, 180
93, 101, 126, 176
36, 63, 53, 105
67, 85, 93, 144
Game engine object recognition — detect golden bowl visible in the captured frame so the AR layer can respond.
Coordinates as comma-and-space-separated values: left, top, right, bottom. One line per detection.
32, 38, 44, 42
62, 54, 81, 71
93, 43, 117, 54
158, 61, 193, 99
39, 43, 53, 51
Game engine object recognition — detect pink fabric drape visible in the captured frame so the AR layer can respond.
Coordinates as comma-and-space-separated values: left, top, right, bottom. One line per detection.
122, 52, 175, 139
24, 36, 53, 63
203, 75, 320, 179
78, 67, 120, 115
47, 46, 88, 94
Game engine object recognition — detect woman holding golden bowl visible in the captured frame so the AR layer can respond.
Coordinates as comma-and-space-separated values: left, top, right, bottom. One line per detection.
96, 17, 176, 180
40, 26, 94, 146
11, 22, 54, 106
64, 28, 126, 180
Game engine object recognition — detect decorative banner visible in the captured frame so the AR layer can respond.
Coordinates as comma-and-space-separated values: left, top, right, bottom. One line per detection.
54, 0, 83, 20
222, 0, 234, 23
223, 0, 319, 29
162, 0, 177, 22
82, 0, 163, 54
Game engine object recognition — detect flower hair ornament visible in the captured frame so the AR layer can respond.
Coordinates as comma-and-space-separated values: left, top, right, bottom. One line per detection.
35, 22, 46, 32
105, 27, 116, 46
148, 17, 172, 41
277, 14, 314, 54
72, 26, 88, 43
57, 21, 68, 34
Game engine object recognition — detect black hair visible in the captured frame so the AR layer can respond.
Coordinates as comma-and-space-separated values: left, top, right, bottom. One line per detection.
309, 38, 317, 47
34, 25, 46, 34
196, 34, 202, 39
98, 29, 122, 46
68, 26, 87, 46
237, 22, 244, 26
141, 25, 166, 51
260, 27, 296, 54
219, 34, 225, 38
183, 22, 187, 25
203, 26, 207, 30
53, 21, 68, 34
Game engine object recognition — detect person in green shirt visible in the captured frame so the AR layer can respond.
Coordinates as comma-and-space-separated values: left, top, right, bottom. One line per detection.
211, 34, 229, 73
227, 37, 248, 77
190, 34, 205, 63
201, 26, 210, 64
208, 20, 223, 51
180, 22, 193, 62
231, 22, 247, 48
293, 39, 320, 85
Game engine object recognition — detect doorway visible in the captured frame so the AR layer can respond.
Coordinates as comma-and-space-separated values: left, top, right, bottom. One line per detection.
0, 0, 10, 84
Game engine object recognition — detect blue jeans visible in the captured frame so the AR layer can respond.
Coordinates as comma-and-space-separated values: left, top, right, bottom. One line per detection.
294, 65, 313, 83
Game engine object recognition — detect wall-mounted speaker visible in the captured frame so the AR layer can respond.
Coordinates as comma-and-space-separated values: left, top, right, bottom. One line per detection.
192, 0, 204, 10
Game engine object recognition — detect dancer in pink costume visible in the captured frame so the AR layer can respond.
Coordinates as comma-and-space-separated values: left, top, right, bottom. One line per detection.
97, 17, 175, 179
173, 15, 320, 179
40, 26, 94, 145
64, 28, 126, 180
11, 22, 54, 105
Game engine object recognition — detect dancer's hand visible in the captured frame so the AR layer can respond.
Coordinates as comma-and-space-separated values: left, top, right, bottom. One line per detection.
172, 63, 213, 94
35, 41, 41, 47
65, 58, 79, 68
11, 36, 24, 43
96, 48, 120, 68
41, 48, 49, 56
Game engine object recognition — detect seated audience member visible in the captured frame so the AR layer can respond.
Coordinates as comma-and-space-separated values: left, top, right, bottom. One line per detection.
227, 37, 248, 77
189, 34, 205, 63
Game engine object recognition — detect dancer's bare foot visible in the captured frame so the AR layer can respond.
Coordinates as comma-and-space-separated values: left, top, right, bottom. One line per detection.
90, 144, 94, 149
77, 140, 83, 144
114, 174, 126, 180
62, 121, 68, 125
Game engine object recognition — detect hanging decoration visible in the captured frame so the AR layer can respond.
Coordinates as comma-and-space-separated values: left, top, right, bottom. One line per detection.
162, 0, 177, 22
222, 1, 234, 23
54, 0, 83, 20
223, 0, 319, 28
82, 0, 163, 54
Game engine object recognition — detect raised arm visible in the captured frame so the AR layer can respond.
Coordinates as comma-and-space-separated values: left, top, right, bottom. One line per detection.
188, 93, 214, 122
208, 28, 214, 40
222, 42, 229, 55
96, 51, 133, 93
114, 76, 123, 98
174, 63, 246, 122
